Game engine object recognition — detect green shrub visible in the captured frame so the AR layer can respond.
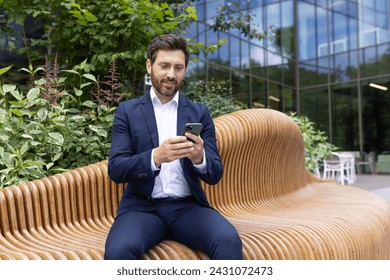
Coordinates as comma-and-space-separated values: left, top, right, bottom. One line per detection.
0, 64, 120, 188
289, 113, 337, 174
184, 79, 247, 118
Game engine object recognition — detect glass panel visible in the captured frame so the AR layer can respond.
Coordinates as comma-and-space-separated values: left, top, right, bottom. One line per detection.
316, 6, 328, 57
208, 63, 230, 84
230, 36, 240, 68
298, 1, 316, 60
231, 71, 250, 105
378, 43, 390, 75
333, 52, 350, 82
265, 3, 281, 53
241, 40, 250, 72
331, 12, 348, 53
360, 46, 378, 77
283, 87, 295, 113
360, 0, 375, 9
280, 1, 295, 59
347, 50, 358, 80
196, 1, 206, 22
266, 50, 283, 83
196, 23, 207, 61
283, 58, 295, 87
206, 29, 219, 61
250, 45, 265, 78
268, 82, 282, 111
361, 78, 390, 156
250, 2, 264, 46
348, 1, 357, 18
331, 82, 359, 150
300, 62, 327, 87
300, 87, 329, 134
348, 17, 358, 50
251, 77, 266, 108
186, 61, 206, 82
205, 0, 224, 22
376, 0, 388, 11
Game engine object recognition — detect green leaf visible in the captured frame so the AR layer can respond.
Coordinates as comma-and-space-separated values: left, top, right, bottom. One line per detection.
20, 142, 29, 156
53, 153, 63, 162
0, 135, 9, 142
48, 132, 64, 145
46, 162, 54, 170
74, 87, 83, 97
21, 134, 34, 139
80, 82, 93, 89
26, 87, 40, 100
0, 65, 13, 76
97, 129, 107, 138
89, 125, 99, 133
83, 73, 98, 83
3, 84, 17, 93
9, 89, 23, 101
37, 108, 48, 121
61, 69, 80, 76
82, 100, 97, 108
9, 109, 23, 117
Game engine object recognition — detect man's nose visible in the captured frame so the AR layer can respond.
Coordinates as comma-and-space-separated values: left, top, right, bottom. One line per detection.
166, 67, 175, 79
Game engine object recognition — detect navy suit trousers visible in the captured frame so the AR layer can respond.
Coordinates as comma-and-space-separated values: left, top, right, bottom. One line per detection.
104, 197, 243, 260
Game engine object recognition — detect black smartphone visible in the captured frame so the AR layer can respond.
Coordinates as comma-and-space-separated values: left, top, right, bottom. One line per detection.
181, 123, 203, 137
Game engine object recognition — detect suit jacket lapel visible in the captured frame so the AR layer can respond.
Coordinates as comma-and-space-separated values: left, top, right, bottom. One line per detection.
140, 93, 159, 148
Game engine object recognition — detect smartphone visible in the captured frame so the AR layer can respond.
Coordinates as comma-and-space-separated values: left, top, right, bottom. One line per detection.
181, 123, 203, 138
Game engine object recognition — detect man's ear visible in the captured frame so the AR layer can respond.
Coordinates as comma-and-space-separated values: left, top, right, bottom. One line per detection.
146, 59, 152, 74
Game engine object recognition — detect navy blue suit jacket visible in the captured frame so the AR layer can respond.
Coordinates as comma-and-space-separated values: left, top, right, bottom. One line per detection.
108, 92, 223, 216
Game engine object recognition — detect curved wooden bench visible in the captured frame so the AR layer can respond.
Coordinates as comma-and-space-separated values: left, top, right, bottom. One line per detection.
1, 108, 390, 259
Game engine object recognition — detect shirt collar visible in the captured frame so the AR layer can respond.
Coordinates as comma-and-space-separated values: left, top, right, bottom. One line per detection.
150, 87, 179, 107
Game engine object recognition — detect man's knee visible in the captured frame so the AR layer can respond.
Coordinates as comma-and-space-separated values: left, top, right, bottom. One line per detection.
209, 227, 243, 260
104, 239, 143, 260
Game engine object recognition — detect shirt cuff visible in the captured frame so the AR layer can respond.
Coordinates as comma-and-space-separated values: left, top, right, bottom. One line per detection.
192, 149, 207, 173
151, 149, 160, 171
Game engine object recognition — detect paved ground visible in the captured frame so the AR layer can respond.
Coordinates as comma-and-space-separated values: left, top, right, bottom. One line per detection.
351, 174, 390, 203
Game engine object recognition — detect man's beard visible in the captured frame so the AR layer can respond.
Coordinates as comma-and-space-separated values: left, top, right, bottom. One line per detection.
151, 74, 182, 97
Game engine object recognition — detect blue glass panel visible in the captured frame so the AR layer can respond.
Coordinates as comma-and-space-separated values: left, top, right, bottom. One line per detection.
241, 40, 250, 70
206, 29, 219, 60
316, 6, 328, 57
281, 1, 294, 27
250, 45, 265, 78
265, 3, 281, 52
230, 36, 240, 68
196, 2, 206, 22
376, 0, 388, 11
348, 1, 357, 18
332, 13, 348, 52
349, 18, 358, 50
298, 1, 316, 60
249, 0, 263, 9
250, 6, 264, 46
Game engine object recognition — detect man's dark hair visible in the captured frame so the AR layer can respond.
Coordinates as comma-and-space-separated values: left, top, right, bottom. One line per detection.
147, 34, 190, 67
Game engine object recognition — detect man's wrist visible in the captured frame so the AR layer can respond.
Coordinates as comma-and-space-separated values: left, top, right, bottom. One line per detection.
151, 149, 161, 171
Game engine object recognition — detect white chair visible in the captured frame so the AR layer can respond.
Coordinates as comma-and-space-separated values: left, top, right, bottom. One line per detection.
323, 152, 350, 185
337, 151, 358, 184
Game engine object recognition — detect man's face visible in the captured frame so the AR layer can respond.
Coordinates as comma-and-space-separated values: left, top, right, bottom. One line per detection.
146, 49, 186, 101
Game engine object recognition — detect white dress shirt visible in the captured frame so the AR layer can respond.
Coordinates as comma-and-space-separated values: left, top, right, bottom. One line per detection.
150, 89, 207, 198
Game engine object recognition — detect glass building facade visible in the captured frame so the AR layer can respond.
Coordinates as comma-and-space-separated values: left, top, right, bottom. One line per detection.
185, 0, 390, 156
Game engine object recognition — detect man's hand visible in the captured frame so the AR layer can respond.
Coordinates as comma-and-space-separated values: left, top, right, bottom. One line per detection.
153, 134, 204, 167
183, 132, 204, 165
